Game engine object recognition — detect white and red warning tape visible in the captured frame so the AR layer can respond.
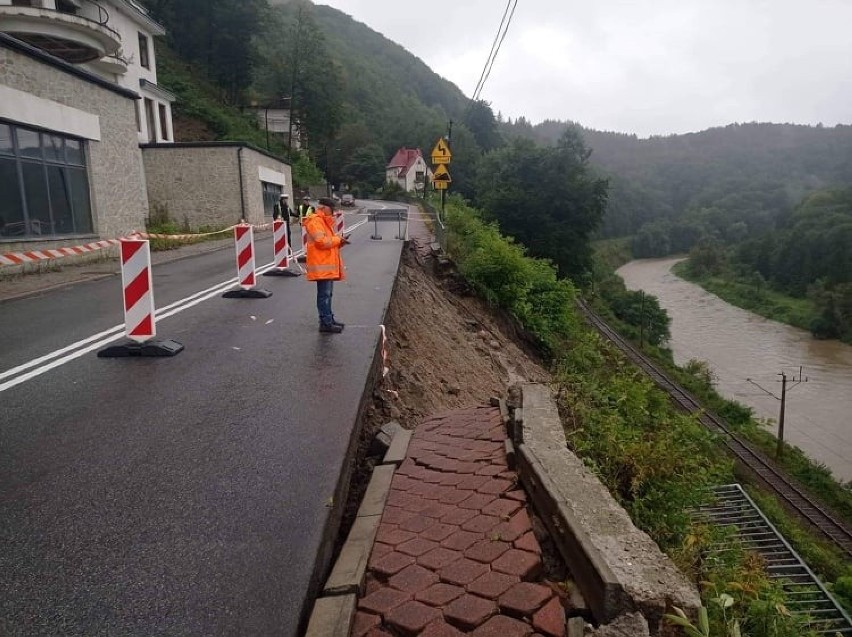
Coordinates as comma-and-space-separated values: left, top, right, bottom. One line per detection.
0, 238, 123, 267
0, 222, 274, 268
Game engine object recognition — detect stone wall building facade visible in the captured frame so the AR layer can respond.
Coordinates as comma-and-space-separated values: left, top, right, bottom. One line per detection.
142, 142, 293, 229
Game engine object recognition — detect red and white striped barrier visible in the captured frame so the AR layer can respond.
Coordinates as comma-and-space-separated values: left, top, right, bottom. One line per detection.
234, 224, 256, 290
120, 239, 156, 342
334, 211, 345, 235
97, 237, 184, 357
223, 225, 272, 298
0, 238, 122, 266
272, 220, 290, 270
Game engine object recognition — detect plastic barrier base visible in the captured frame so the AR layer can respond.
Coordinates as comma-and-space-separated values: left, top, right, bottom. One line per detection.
222, 288, 273, 299
263, 268, 301, 277
97, 339, 185, 358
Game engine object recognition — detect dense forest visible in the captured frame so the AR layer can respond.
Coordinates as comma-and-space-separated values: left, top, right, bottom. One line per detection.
503, 118, 852, 340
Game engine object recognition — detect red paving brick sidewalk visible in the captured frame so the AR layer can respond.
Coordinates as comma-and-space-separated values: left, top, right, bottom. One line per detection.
353, 405, 565, 636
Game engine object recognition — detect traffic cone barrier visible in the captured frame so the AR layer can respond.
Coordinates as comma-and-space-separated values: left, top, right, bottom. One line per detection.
223, 224, 272, 298
98, 239, 183, 357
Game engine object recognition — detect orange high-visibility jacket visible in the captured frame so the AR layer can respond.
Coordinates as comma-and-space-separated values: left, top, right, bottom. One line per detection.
304, 207, 344, 281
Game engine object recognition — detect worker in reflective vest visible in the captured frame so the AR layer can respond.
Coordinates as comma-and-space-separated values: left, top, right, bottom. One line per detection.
298, 196, 314, 220
304, 197, 350, 333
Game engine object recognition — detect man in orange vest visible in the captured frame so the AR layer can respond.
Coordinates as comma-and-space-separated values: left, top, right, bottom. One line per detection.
304, 197, 350, 333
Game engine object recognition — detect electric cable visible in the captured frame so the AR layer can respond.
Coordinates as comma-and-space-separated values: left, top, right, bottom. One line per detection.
474, 0, 519, 102
470, 0, 513, 103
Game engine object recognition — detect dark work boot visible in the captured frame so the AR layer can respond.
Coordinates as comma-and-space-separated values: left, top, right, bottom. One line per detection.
319, 323, 343, 334
332, 318, 345, 328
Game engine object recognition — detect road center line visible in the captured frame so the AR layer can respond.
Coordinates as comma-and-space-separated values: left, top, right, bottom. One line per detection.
0, 220, 371, 393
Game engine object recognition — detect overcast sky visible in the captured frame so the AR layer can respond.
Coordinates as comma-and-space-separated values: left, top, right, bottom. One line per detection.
318, 0, 852, 137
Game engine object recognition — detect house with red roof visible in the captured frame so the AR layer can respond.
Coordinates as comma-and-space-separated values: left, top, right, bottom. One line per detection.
385, 147, 431, 192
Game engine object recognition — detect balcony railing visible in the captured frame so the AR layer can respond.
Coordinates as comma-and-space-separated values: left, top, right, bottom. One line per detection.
51, 0, 120, 40
0, 0, 121, 62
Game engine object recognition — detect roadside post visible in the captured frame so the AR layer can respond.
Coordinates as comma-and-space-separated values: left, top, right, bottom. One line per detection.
223, 224, 272, 298
98, 239, 184, 358
370, 209, 382, 240
263, 219, 300, 278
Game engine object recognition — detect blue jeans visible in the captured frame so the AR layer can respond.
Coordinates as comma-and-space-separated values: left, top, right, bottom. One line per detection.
316, 280, 334, 326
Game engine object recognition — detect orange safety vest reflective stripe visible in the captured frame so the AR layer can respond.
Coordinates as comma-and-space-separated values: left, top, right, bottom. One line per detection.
304, 207, 344, 281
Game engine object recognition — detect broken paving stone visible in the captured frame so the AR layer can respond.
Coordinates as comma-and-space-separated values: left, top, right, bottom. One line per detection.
370, 420, 404, 456
586, 612, 650, 637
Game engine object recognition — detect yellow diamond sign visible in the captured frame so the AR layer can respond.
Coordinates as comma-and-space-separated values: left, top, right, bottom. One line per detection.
432, 163, 451, 183
431, 138, 452, 165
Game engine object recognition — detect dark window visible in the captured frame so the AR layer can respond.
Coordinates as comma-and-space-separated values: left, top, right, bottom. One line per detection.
0, 121, 93, 239
158, 103, 169, 141
261, 181, 283, 217
138, 33, 150, 69
144, 98, 156, 142
135, 101, 142, 132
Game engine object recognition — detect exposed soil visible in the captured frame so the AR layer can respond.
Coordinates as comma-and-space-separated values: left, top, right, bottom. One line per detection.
372, 242, 551, 428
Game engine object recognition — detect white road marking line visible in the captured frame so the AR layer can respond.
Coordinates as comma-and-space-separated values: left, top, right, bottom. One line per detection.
0, 220, 372, 393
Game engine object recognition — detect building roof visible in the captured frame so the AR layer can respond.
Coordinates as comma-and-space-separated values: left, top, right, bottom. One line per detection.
387, 147, 424, 176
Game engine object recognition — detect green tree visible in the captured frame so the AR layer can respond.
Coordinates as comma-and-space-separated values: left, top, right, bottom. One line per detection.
475, 127, 608, 282
147, 0, 267, 103
341, 144, 386, 191
463, 100, 503, 152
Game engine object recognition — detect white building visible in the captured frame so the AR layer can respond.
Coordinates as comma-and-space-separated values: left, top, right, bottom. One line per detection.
0, 0, 174, 143
385, 147, 430, 192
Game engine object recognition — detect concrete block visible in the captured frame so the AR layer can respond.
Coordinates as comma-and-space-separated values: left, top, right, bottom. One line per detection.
587, 612, 650, 637
370, 420, 404, 456
304, 594, 357, 637
567, 617, 586, 637
519, 383, 701, 631
323, 514, 381, 595
358, 464, 396, 518
382, 429, 413, 466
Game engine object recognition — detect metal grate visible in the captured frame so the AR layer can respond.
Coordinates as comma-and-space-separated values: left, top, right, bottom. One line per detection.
695, 484, 852, 635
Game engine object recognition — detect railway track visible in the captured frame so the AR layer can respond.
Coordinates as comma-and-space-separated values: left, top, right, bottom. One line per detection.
576, 299, 852, 559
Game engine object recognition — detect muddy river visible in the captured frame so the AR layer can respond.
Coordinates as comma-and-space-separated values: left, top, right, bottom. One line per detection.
617, 257, 852, 482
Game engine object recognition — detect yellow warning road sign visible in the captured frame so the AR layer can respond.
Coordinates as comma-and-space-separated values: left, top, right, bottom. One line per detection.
432, 163, 452, 183
431, 138, 452, 165
434, 180, 449, 191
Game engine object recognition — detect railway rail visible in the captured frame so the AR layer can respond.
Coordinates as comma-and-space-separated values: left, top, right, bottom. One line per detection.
576, 299, 852, 559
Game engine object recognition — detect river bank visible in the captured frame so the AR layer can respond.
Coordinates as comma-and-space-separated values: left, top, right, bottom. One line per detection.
672, 260, 820, 334
617, 257, 852, 483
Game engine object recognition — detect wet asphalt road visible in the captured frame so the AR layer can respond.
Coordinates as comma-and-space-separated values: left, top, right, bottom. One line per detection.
0, 211, 405, 636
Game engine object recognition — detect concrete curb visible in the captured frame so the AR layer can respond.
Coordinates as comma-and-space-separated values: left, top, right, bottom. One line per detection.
306, 426, 406, 633
516, 383, 701, 632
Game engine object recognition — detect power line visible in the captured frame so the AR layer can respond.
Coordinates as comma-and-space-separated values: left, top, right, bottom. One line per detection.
475, 0, 518, 102
470, 0, 519, 104
470, 0, 512, 103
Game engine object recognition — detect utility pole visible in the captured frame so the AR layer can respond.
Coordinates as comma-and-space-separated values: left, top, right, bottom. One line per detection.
441, 119, 453, 221
746, 366, 808, 459
639, 290, 645, 349
286, 6, 304, 161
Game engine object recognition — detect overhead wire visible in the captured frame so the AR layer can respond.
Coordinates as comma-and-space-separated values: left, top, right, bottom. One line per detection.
474, 0, 519, 102
470, 0, 513, 103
